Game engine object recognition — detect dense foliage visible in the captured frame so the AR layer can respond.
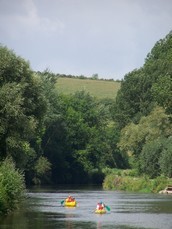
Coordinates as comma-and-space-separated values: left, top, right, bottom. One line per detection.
0, 30, 172, 204
0, 158, 26, 215
113, 31, 172, 180
113, 31, 172, 129
0, 46, 50, 185
103, 169, 170, 193
0, 45, 125, 187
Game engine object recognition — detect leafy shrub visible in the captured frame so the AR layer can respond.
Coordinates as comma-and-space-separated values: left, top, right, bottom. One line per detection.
0, 157, 26, 215
103, 172, 171, 193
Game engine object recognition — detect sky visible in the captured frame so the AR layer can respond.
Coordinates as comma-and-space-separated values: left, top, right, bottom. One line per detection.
0, 0, 172, 80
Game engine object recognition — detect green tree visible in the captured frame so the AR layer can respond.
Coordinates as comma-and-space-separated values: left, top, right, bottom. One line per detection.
159, 137, 172, 177
65, 91, 127, 183
112, 69, 155, 129
119, 106, 172, 156
152, 75, 172, 114
139, 136, 172, 178
91, 73, 99, 80
0, 82, 38, 168
139, 139, 163, 178
118, 106, 172, 177
33, 156, 51, 184
63, 91, 105, 183
0, 157, 26, 214
0, 45, 47, 175
144, 31, 172, 79
113, 31, 172, 129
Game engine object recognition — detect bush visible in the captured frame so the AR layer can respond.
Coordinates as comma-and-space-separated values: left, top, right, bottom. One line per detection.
103, 172, 171, 193
0, 158, 26, 215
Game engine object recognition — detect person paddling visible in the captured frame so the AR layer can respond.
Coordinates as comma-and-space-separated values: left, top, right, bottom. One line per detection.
66, 195, 75, 202
96, 202, 105, 210
96, 201, 111, 212
61, 195, 76, 206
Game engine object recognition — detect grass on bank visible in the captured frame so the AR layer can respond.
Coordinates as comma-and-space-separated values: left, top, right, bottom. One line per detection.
102, 169, 171, 193
56, 77, 121, 99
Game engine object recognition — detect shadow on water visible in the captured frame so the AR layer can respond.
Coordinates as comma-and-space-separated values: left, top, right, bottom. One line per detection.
0, 185, 172, 229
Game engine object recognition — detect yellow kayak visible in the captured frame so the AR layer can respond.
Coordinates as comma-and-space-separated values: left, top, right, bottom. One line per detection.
95, 209, 106, 214
64, 200, 77, 207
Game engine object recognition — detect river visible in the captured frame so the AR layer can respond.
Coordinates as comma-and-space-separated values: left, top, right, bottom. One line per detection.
0, 185, 172, 229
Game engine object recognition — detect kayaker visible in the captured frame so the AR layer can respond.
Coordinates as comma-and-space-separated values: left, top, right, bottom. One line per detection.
96, 202, 104, 210
66, 195, 74, 202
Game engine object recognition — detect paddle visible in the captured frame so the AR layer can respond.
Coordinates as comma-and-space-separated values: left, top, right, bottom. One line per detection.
60, 200, 65, 205
104, 204, 111, 211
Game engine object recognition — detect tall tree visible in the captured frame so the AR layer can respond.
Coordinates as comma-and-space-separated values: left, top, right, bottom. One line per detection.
118, 106, 172, 177
0, 45, 47, 172
113, 31, 172, 129
151, 75, 172, 114
112, 69, 155, 128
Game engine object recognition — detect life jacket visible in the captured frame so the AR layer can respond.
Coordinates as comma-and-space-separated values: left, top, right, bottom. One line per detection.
98, 203, 103, 210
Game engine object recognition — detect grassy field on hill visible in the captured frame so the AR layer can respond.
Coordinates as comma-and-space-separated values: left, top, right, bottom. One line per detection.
56, 77, 121, 99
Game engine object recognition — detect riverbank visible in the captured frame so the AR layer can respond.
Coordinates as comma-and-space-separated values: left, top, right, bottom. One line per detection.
103, 169, 172, 193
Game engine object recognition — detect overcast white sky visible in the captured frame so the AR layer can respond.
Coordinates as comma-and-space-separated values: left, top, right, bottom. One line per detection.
0, 0, 172, 80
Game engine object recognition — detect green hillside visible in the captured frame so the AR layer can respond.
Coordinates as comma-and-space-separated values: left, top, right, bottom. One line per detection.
56, 77, 121, 99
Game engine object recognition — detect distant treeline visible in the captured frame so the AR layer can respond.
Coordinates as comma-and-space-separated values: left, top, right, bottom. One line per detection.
35, 71, 121, 82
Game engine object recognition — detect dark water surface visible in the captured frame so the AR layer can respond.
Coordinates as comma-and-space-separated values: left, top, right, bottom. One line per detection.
0, 186, 172, 229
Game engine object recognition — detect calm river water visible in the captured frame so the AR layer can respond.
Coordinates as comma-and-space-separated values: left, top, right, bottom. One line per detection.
0, 185, 172, 229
